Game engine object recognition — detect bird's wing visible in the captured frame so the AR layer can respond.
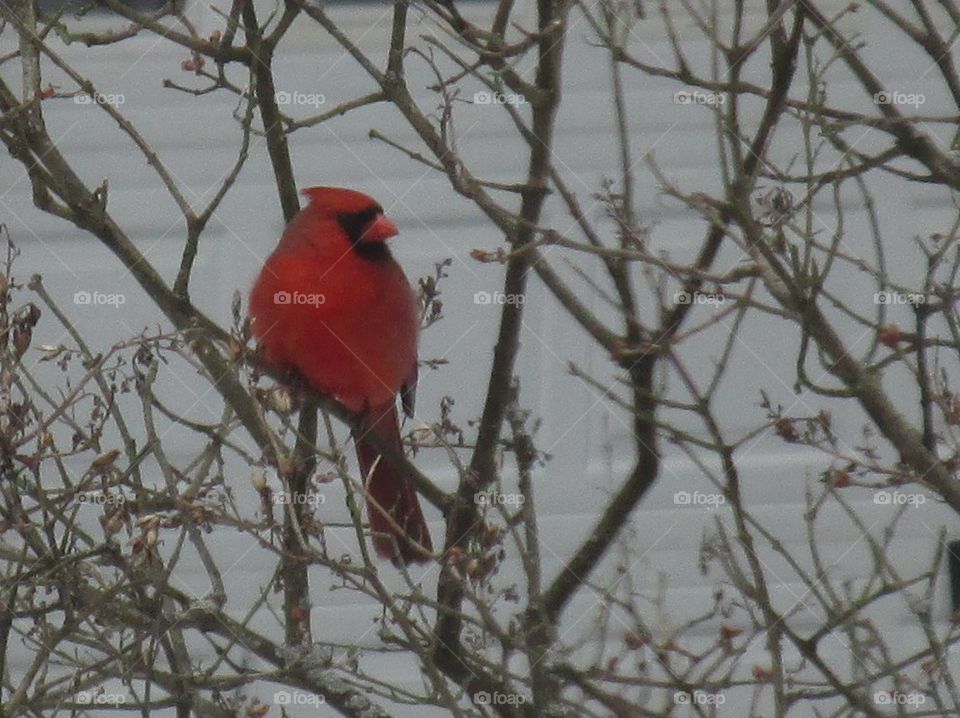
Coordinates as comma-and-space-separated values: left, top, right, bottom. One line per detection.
400, 361, 418, 418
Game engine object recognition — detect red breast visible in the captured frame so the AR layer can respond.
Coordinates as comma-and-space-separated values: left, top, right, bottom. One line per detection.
250, 188, 417, 412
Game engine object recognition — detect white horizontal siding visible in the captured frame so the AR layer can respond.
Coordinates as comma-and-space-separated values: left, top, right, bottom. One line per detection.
2, 1, 958, 716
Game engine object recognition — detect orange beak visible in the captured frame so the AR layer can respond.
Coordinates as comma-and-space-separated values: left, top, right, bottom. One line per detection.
361, 214, 399, 243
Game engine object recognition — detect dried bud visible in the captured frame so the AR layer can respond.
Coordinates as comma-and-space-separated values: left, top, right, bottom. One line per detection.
38, 344, 63, 361
180, 52, 205, 73
878, 323, 902, 349
720, 625, 744, 640
623, 631, 649, 649
445, 546, 467, 567
480, 522, 505, 550
144, 525, 159, 548
270, 387, 293, 414
827, 468, 851, 488
774, 417, 799, 442
137, 514, 161, 530
276, 455, 296, 480
470, 248, 497, 262
250, 469, 268, 492
190, 505, 209, 525
227, 337, 244, 362
465, 558, 481, 579
20, 303, 41, 327
12, 325, 31, 360
102, 512, 125, 535
90, 449, 121, 474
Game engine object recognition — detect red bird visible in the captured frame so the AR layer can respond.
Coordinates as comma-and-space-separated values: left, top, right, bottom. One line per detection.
249, 187, 432, 564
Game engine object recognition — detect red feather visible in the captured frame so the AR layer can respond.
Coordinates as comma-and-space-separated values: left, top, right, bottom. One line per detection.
250, 187, 432, 564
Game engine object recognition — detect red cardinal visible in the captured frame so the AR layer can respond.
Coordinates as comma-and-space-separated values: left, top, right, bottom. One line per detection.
249, 187, 432, 564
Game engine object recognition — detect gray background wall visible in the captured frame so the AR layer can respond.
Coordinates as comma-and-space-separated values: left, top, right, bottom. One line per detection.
2, 1, 958, 715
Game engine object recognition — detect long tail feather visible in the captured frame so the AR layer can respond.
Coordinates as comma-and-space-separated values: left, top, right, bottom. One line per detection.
354, 402, 432, 564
